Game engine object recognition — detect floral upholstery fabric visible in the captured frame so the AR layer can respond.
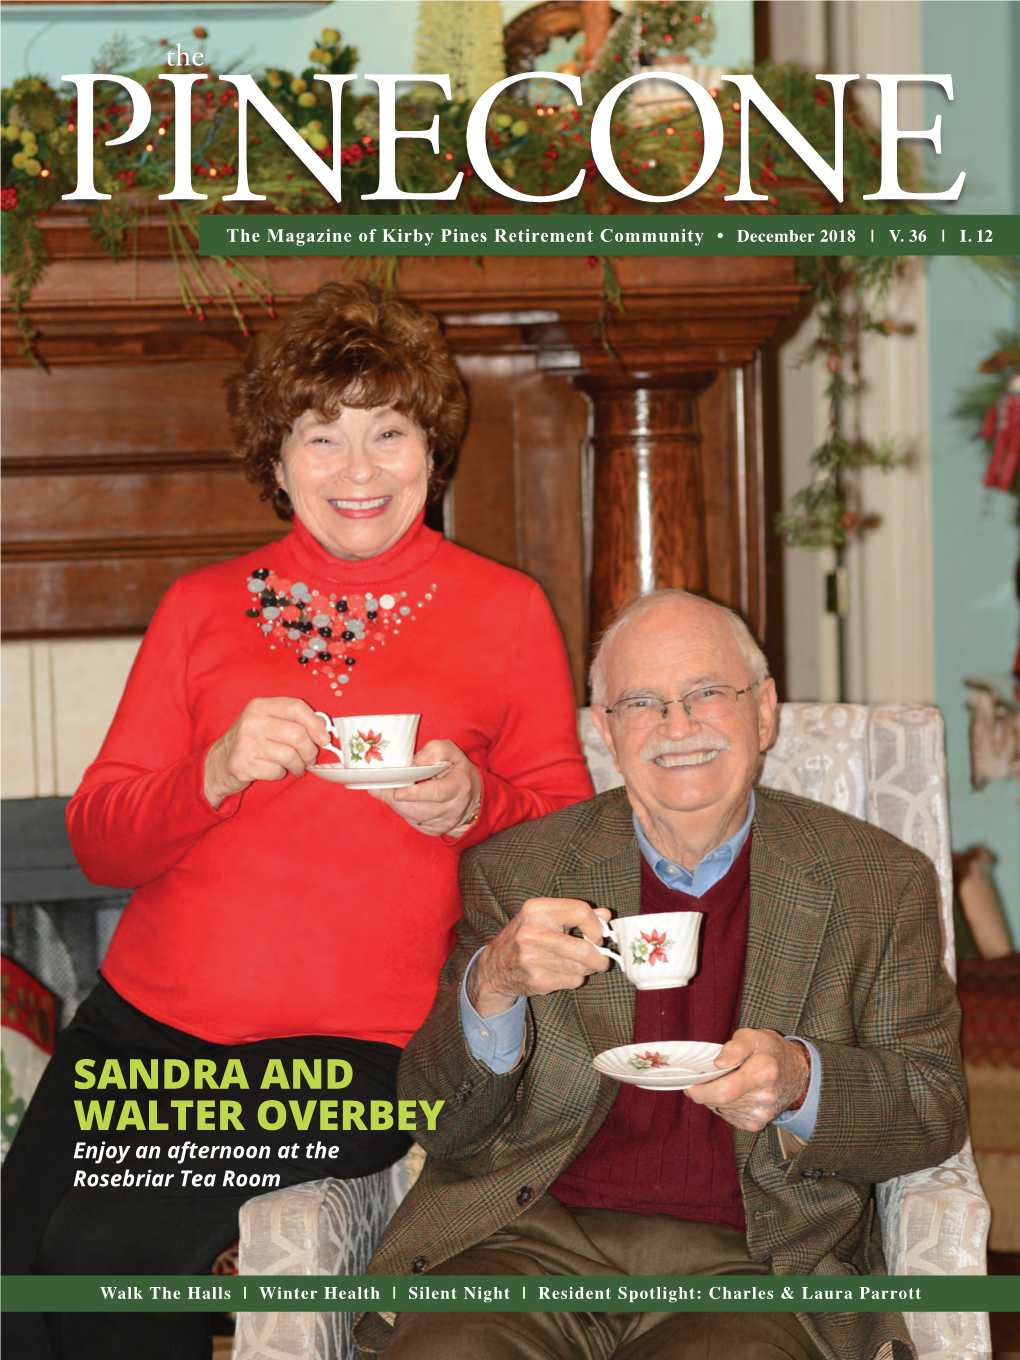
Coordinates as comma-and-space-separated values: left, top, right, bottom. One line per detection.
233, 705, 990, 1360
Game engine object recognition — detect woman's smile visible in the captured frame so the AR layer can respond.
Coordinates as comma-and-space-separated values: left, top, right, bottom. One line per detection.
328, 494, 392, 516
276, 405, 431, 559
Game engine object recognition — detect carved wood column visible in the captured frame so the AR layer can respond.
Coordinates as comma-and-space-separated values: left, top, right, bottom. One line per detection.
574, 371, 714, 647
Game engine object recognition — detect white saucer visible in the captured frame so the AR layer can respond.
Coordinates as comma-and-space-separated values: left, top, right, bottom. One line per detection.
592, 1041, 743, 1091
308, 760, 452, 790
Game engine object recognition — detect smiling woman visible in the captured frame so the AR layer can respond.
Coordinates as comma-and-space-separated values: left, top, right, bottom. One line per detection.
2, 282, 594, 1360
275, 406, 432, 562
229, 281, 466, 521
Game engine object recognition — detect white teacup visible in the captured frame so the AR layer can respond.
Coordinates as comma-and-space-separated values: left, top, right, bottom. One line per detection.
593, 911, 704, 990
314, 712, 420, 769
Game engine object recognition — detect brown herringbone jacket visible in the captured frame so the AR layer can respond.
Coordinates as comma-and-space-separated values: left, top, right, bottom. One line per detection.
357, 787, 967, 1360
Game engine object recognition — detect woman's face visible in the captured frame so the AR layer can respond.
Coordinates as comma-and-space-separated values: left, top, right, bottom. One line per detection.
275, 405, 431, 560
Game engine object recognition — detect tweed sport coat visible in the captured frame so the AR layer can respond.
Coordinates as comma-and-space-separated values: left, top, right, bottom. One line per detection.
356, 787, 967, 1360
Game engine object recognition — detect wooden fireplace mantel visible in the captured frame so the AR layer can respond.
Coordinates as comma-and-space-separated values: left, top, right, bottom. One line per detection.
2, 210, 808, 696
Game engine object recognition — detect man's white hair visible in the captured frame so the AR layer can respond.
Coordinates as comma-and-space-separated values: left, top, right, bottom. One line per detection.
589, 589, 771, 708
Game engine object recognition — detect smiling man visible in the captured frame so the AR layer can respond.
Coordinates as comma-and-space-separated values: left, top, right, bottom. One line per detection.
356, 590, 966, 1360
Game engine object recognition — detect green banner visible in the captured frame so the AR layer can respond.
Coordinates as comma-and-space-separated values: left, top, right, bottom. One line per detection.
197, 213, 1018, 258
2, 1274, 1015, 1312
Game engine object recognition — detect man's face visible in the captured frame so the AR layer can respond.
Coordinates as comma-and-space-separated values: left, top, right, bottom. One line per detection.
591, 599, 777, 835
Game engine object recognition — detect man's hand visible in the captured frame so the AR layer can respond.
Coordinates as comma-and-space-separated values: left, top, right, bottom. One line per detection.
467, 899, 613, 1018
684, 1028, 810, 1132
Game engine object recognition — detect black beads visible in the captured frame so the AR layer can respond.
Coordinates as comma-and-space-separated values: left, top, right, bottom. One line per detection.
245, 608, 261, 618
252, 568, 270, 580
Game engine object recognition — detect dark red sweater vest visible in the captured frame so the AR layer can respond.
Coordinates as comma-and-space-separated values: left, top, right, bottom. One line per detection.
549, 835, 751, 1232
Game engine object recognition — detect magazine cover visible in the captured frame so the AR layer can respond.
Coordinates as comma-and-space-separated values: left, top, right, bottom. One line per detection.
1, 1, 1018, 1357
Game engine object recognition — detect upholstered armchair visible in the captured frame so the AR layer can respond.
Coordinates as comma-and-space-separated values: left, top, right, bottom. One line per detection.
233, 703, 991, 1360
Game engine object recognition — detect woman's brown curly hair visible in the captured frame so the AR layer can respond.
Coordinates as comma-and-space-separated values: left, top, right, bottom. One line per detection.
225, 281, 467, 520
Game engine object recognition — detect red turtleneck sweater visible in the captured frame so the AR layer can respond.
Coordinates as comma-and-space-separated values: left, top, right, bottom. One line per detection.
67, 514, 592, 1046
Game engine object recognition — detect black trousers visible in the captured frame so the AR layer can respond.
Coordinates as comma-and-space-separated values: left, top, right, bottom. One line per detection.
2, 977, 409, 1360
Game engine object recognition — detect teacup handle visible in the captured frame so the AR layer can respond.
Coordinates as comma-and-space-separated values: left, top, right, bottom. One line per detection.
591, 917, 619, 965
313, 710, 345, 762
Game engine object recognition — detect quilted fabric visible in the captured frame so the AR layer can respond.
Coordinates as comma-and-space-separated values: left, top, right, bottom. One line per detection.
765, 705, 987, 1358
875, 1138, 991, 1356
762, 702, 870, 821
864, 706, 955, 980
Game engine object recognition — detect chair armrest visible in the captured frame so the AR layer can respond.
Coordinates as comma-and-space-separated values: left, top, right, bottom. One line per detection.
233, 1170, 391, 1360
876, 1137, 991, 1360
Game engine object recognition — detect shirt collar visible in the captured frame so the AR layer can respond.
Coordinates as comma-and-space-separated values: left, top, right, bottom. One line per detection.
633, 790, 755, 884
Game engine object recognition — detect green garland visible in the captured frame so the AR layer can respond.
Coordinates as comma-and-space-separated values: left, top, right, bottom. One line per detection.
1, 22, 932, 546
774, 255, 904, 549
2, 29, 912, 270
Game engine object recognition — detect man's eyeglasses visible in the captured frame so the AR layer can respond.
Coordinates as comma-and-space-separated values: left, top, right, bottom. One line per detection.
606, 681, 761, 731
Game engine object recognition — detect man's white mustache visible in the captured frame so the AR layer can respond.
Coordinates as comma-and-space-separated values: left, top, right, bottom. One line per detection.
641, 734, 731, 759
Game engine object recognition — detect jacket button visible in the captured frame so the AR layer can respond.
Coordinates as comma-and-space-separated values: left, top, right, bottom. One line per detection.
411, 1256, 427, 1274
801, 1167, 823, 1179
453, 1078, 474, 1107
516, 1186, 533, 1206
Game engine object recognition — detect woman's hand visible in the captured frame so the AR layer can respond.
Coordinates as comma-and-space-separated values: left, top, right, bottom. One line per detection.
369, 740, 482, 837
204, 698, 326, 809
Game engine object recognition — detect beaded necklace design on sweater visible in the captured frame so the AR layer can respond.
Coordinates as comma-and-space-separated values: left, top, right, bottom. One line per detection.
243, 566, 439, 699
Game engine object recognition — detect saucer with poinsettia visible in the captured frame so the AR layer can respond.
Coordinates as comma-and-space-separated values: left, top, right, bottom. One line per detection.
593, 1041, 744, 1091
308, 761, 451, 789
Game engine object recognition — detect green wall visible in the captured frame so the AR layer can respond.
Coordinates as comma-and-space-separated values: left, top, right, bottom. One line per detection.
1, 3, 416, 89
1, 1, 752, 90
923, 0, 1020, 941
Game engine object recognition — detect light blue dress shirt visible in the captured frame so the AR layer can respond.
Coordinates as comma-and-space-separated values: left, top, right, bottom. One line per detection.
459, 790, 820, 1140
634, 792, 755, 893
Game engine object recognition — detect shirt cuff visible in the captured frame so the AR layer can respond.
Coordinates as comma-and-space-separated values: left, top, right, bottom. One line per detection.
771, 1037, 821, 1142
458, 948, 526, 1074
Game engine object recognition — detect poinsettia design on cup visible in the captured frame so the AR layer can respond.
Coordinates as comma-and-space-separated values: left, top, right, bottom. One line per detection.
630, 929, 674, 967
347, 729, 389, 765
628, 1050, 671, 1071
